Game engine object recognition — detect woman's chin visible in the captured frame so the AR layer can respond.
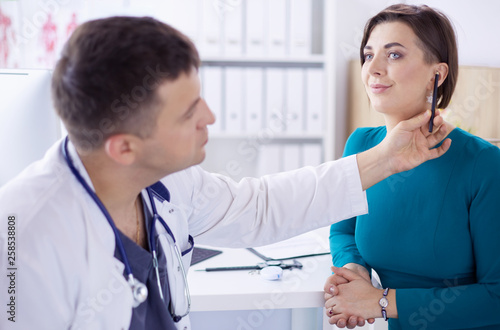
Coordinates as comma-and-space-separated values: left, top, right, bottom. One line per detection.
371, 105, 391, 115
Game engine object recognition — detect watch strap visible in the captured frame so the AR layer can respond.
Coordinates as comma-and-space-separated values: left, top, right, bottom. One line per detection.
380, 287, 389, 321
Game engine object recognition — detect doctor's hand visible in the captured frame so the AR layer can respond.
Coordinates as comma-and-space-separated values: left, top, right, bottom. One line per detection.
357, 110, 451, 190
324, 265, 375, 328
325, 266, 384, 326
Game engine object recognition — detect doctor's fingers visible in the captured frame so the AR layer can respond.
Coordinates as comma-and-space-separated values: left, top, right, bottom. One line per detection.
421, 109, 444, 137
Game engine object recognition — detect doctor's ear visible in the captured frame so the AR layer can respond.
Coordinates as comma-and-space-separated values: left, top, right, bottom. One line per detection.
104, 134, 140, 165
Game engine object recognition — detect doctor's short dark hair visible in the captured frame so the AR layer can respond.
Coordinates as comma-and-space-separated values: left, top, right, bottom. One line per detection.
52, 16, 200, 152
360, 4, 458, 109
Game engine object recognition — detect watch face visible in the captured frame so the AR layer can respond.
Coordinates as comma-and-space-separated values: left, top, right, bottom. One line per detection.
379, 297, 389, 308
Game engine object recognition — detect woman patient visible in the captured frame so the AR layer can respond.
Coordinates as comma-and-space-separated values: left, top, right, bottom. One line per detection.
324, 4, 500, 329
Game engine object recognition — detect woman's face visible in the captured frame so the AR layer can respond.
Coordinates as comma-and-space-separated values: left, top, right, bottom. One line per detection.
361, 21, 437, 120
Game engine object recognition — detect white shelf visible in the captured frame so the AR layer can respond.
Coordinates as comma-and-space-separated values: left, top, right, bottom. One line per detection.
208, 133, 324, 140
198, 0, 334, 178
201, 56, 325, 66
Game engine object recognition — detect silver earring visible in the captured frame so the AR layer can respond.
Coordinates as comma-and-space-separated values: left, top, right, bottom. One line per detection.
426, 93, 433, 104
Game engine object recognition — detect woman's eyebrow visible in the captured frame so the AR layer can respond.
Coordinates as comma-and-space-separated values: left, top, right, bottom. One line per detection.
364, 42, 406, 50
384, 42, 406, 49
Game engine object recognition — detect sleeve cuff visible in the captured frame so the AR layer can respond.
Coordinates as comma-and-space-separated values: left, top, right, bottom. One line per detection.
344, 155, 368, 216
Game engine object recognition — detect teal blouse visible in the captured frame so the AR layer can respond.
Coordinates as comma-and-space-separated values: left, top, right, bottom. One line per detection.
330, 127, 500, 329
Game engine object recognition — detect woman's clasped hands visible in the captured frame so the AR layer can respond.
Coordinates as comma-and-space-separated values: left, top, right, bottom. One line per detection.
324, 265, 388, 328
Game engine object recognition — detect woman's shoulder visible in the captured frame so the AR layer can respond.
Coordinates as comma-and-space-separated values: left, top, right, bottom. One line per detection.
451, 128, 500, 154
450, 128, 500, 173
344, 126, 386, 156
350, 126, 386, 140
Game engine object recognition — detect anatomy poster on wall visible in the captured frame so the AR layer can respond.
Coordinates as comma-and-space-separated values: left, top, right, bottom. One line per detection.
0, 0, 88, 69
0, 2, 21, 68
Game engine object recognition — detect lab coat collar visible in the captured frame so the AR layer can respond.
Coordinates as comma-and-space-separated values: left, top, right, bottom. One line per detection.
65, 139, 98, 192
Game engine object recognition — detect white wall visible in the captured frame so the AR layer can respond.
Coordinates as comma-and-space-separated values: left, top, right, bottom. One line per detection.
331, 0, 500, 157
416, 0, 500, 67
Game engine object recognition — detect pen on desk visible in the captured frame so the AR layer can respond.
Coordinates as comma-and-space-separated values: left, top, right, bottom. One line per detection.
428, 72, 439, 133
196, 265, 261, 272
196, 260, 303, 272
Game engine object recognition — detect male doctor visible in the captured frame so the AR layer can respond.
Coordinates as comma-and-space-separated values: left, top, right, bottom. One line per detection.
0, 16, 450, 330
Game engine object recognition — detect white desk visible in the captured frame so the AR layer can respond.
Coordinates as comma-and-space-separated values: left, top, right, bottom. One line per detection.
188, 245, 387, 330
188, 246, 334, 329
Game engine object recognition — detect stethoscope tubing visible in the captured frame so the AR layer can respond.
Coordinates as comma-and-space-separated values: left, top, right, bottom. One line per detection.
62, 137, 190, 318
62, 137, 135, 277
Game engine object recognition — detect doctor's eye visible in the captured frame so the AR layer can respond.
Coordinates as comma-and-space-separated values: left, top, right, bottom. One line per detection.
363, 53, 373, 61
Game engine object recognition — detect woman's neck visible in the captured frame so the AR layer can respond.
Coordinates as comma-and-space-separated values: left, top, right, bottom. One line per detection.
384, 111, 455, 138
383, 109, 428, 132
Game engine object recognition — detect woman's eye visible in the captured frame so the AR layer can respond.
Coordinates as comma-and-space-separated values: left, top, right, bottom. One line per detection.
364, 53, 373, 61
389, 52, 401, 59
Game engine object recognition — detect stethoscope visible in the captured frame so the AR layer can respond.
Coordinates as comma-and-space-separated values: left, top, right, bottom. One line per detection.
61, 137, 191, 322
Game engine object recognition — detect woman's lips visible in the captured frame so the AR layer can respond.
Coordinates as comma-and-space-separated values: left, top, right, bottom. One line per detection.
370, 84, 391, 94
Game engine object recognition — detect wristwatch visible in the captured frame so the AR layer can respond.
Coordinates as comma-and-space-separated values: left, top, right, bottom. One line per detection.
379, 288, 389, 321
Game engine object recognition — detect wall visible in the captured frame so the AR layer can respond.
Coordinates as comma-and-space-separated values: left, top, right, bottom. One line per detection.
3, 0, 500, 157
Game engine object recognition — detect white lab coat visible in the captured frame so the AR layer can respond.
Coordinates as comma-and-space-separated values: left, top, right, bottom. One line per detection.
0, 139, 367, 330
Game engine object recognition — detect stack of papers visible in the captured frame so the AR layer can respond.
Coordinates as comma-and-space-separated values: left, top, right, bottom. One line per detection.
252, 227, 330, 260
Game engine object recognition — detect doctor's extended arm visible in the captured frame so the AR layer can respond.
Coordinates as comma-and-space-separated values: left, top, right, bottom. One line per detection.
169, 112, 449, 248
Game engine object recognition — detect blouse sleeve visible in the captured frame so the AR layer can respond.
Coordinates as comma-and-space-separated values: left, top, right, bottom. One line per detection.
396, 146, 500, 329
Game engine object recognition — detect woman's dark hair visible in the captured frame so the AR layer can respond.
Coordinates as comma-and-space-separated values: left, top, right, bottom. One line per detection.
360, 4, 458, 109
52, 16, 200, 151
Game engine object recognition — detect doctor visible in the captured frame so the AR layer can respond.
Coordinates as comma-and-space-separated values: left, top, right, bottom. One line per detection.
0, 16, 450, 330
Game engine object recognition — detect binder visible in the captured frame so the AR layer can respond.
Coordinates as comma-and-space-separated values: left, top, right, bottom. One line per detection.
201, 0, 223, 56
306, 68, 324, 133
285, 68, 305, 133
223, 0, 243, 56
224, 67, 244, 133
265, 68, 285, 133
245, 0, 266, 56
289, 0, 312, 57
257, 144, 281, 176
282, 144, 302, 171
244, 68, 264, 133
158, 0, 201, 46
202, 66, 223, 133
302, 143, 323, 167
267, 0, 287, 57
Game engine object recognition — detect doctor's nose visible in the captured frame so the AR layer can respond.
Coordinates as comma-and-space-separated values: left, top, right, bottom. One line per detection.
200, 98, 216, 126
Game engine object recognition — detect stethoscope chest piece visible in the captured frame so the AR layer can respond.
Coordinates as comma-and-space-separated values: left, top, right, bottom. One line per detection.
129, 275, 148, 307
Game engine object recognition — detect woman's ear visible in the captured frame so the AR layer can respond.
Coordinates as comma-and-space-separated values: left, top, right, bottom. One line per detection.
435, 63, 449, 87
104, 134, 141, 166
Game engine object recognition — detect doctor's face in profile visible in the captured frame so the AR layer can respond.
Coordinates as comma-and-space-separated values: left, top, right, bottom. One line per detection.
361, 21, 437, 121
140, 68, 215, 175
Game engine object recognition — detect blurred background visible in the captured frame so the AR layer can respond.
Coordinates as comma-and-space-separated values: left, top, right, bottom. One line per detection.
1, 0, 500, 185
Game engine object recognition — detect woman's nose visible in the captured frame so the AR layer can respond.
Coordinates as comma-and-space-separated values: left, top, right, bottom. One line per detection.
367, 55, 386, 76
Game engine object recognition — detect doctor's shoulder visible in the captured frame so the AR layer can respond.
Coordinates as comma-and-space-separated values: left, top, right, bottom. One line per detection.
0, 144, 82, 237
